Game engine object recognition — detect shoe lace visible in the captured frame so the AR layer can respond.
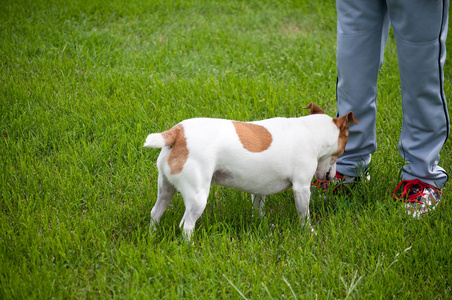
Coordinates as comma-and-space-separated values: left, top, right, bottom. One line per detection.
312, 172, 344, 189
393, 179, 439, 204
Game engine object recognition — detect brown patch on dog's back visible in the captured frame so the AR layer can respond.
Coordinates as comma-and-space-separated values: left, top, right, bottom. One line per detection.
165, 124, 189, 174
233, 121, 272, 152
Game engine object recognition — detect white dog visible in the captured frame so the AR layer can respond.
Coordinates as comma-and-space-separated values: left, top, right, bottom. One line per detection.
144, 103, 358, 239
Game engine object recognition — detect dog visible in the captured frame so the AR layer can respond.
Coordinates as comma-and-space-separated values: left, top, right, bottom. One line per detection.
144, 103, 358, 239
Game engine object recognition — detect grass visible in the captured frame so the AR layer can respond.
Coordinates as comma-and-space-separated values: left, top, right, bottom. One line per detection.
1, 0, 452, 298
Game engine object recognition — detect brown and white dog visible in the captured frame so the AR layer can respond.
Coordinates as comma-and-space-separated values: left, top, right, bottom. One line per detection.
144, 103, 358, 239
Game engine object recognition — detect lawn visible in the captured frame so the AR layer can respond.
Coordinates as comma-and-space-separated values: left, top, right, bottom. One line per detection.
1, 0, 451, 298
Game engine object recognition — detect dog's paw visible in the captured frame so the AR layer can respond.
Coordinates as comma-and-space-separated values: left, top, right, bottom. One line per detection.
310, 225, 317, 236
149, 219, 158, 233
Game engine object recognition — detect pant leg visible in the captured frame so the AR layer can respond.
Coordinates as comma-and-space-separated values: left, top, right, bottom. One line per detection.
336, 0, 390, 177
387, 0, 450, 188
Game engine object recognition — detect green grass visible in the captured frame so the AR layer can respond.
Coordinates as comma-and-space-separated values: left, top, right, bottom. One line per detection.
1, 0, 452, 298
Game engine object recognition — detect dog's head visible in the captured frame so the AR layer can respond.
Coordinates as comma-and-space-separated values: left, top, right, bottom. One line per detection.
303, 103, 359, 181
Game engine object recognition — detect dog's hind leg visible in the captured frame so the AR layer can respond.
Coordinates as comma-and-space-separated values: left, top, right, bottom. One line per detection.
178, 185, 210, 240
150, 174, 176, 232
251, 194, 265, 218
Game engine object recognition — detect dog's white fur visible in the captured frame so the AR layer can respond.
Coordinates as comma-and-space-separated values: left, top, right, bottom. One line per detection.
144, 103, 358, 239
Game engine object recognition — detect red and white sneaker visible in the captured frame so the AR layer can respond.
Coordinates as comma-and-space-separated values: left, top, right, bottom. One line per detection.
393, 179, 442, 218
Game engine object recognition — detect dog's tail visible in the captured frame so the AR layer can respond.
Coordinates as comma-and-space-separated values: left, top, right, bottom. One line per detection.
143, 133, 167, 148
143, 124, 182, 148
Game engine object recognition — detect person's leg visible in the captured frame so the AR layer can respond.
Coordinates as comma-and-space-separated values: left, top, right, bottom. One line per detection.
388, 0, 449, 188
336, 0, 390, 177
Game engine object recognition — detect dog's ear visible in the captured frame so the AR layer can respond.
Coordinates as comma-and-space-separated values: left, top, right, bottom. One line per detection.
303, 103, 325, 115
344, 112, 359, 127
333, 112, 359, 130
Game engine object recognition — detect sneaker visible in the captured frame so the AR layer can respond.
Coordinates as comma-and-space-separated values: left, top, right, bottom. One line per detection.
393, 179, 442, 218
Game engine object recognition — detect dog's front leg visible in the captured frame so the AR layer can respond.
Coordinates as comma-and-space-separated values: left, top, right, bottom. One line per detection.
251, 194, 265, 218
292, 183, 313, 231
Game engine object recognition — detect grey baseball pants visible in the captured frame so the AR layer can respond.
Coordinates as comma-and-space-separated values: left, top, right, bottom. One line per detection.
336, 0, 450, 188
